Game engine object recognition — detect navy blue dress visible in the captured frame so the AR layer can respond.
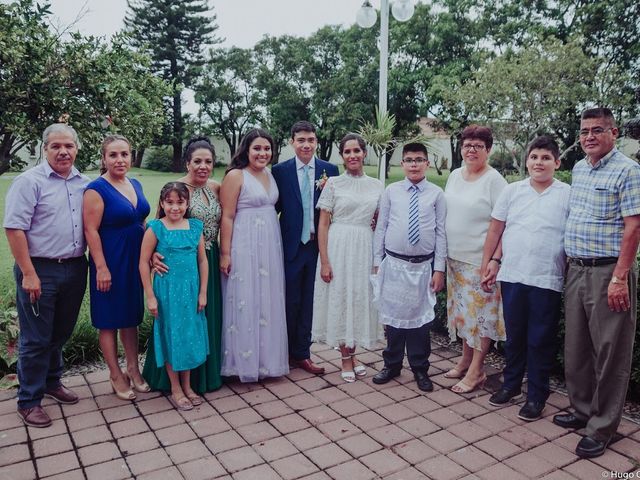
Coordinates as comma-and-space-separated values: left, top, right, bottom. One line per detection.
87, 177, 150, 329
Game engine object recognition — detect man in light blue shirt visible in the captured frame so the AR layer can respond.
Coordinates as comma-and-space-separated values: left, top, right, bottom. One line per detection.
4, 124, 89, 427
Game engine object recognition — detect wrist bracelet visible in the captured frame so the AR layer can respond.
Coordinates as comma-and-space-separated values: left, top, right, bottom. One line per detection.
490, 257, 502, 265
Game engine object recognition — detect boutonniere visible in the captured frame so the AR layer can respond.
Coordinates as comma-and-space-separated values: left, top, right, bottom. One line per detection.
315, 170, 329, 190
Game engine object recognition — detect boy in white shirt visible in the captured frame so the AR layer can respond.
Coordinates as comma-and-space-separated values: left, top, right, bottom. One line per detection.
481, 136, 570, 421
371, 143, 446, 392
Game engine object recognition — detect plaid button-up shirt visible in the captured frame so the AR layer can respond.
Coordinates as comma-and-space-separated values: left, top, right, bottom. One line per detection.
565, 148, 640, 258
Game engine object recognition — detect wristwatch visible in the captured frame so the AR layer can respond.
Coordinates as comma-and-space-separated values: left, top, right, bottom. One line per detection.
610, 275, 626, 285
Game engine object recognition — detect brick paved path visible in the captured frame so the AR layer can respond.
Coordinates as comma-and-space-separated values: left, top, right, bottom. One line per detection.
1, 342, 639, 480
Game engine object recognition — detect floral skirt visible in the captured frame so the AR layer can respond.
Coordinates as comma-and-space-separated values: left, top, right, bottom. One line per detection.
446, 258, 505, 349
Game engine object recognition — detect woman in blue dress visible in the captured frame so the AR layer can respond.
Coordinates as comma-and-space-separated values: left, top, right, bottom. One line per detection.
83, 135, 150, 401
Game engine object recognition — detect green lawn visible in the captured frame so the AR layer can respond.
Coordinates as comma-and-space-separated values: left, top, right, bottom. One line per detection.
0, 164, 448, 368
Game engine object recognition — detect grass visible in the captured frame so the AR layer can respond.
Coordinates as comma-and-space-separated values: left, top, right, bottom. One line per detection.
0, 164, 447, 369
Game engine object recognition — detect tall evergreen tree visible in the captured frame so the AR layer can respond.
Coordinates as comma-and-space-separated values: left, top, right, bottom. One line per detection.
124, 0, 219, 172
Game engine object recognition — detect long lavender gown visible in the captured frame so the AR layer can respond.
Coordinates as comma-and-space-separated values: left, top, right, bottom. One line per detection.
221, 169, 289, 382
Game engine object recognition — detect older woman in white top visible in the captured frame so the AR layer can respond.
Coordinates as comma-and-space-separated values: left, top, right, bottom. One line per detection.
444, 125, 507, 393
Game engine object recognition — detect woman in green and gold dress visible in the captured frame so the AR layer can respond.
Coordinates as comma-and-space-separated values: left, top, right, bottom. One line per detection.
143, 137, 223, 393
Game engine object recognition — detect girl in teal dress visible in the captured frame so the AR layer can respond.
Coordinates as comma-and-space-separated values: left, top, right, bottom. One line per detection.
139, 182, 209, 411
143, 137, 223, 393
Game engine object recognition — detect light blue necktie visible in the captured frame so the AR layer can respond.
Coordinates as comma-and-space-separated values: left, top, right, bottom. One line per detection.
408, 185, 420, 245
301, 165, 311, 244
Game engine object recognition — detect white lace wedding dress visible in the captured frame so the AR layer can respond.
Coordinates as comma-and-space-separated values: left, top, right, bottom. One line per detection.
312, 172, 384, 348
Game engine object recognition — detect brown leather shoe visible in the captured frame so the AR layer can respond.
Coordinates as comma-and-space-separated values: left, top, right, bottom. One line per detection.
17, 406, 52, 428
45, 385, 79, 404
294, 359, 325, 375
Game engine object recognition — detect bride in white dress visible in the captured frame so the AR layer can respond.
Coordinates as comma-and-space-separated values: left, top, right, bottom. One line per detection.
312, 133, 384, 382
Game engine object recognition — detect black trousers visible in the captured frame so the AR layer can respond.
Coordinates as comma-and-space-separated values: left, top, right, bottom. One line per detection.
382, 323, 431, 373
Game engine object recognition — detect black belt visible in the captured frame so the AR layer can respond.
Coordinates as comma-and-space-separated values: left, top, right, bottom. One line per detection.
567, 257, 617, 267
31, 255, 85, 264
385, 249, 434, 264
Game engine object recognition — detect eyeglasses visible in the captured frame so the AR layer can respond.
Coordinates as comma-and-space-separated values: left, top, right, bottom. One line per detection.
31, 301, 40, 318
462, 144, 486, 151
402, 157, 428, 164
579, 127, 612, 137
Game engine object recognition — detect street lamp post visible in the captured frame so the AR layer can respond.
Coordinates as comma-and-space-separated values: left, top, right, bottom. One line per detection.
356, 0, 415, 181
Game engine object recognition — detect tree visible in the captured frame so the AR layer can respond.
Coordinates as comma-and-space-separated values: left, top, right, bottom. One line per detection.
447, 39, 597, 173
0, 0, 168, 174
124, 0, 219, 171
254, 35, 312, 161
390, 1, 487, 170
195, 47, 262, 158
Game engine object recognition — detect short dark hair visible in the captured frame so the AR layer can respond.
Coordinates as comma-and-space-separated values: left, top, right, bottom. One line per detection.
526, 135, 560, 160
581, 107, 617, 128
290, 121, 316, 139
338, 133, 366, 155
183, 136, 216, 167
402, 142, 428, 158
227, 128, 275, 173
157, 182, 191, 219
461, 124, 493, 150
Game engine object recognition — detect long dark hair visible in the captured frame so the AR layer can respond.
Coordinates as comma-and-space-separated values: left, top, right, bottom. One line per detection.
156, 182, 191, 219
183, 136, 216, 168
226, 128, 275, 173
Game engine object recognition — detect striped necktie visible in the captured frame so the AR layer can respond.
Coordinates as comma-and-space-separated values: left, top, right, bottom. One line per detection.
408, 185, 420, 245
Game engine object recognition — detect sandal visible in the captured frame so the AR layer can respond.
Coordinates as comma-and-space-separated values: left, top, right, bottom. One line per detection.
169, 394, 194, 411
110, 376, 136, 401
129, 375, 151, 393
186, 393, 203, 406
351, 355, 367, 377
451, 373, 487, 394
443, 367, 469, 379
340, 356, 356, 383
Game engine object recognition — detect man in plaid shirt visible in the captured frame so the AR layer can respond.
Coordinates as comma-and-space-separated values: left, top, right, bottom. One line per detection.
553, 108, 640, 458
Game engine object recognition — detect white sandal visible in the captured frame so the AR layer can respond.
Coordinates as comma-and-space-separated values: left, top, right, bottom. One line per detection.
340, 356, 356, 383
351, 355, 367, 377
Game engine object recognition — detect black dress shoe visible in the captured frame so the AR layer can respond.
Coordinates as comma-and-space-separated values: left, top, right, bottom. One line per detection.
575, 435, 608, 458
517, 401, 545, 421
553, 413, 587, 429
413, 371, 433, 392
489, 388, 523, 406
372, 367, 401, 384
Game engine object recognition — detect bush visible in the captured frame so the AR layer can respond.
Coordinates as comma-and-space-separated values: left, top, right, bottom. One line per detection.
143, 146, 173, 172
490, 148, 520, 175
554, 170, 572, 184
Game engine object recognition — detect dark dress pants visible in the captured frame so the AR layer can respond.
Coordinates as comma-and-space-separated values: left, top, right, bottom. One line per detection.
382, 323, 431, 373
284, 241, 318, 361
501, 281, 560, 404
15, 257, 87, 409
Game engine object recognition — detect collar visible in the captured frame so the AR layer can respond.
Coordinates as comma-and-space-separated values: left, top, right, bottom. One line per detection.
587, 148, 617, 170
43, 161, 81, 180
403, 177, 427, 192
296, 157, 315, 170
524, 177, 560, 193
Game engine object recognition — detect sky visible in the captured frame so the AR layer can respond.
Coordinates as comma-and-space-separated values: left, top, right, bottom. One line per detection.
44, 0, 378, 48
36, 0, 391, 114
